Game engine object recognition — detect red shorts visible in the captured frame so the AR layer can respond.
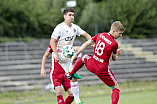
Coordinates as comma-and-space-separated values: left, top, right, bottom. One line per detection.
84, 55, 117, 87
52, 73, 71, 91
50, 53, 71, 91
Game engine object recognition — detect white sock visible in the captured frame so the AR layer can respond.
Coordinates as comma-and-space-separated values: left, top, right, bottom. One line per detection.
69, 62, 74, 72
71, 81, 81, 103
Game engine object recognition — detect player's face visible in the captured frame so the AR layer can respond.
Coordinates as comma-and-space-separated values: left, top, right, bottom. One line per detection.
113, 30, 123, 39
64, 12, 74, 23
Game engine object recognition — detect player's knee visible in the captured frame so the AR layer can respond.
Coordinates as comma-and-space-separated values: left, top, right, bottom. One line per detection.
55, 86, 62, 94
82, 54, 87, 62
67, 88, 73, 95
109, 84, 119, 90
71, 77, 77, 82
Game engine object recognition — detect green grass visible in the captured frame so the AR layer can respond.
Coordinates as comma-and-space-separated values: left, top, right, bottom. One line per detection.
28, 90, 157, 104
0, 81, 157, 104
82, 90, 157, 104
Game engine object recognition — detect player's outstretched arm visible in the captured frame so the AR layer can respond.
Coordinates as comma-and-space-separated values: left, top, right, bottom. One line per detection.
72, 39, 94, 64
41, 52, 49, 78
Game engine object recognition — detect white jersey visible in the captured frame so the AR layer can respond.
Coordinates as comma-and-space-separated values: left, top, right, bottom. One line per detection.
51, 22, 85, 73
51, 22, 85, 49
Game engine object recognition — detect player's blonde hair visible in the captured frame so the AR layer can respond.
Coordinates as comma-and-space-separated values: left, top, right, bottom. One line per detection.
111, 21, 125, 32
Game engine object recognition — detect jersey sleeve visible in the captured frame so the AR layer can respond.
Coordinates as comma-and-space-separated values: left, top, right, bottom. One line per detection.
76, 25, 85, 36
112, 42, 118, 54
46, 45, 53, 54
92, 33, 100, 42
51, 25, 61, 39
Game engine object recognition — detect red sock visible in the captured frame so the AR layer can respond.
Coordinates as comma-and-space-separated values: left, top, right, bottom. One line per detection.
111, 88, 120, 104
57, 93, 65, 104
65, 94, 74, 104
70, 58, 84, 74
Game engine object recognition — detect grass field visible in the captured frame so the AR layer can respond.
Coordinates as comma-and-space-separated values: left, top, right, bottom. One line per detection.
31, 90, 157, 104
0, 81, 157, 104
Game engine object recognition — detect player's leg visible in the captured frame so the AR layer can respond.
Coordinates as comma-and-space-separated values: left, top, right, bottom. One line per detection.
65, 88, 74, 104
66, 55, 92, 104
108, 70, 120, 104
110, 84, 120, 104
62, 75, 74, 104
69, 54, 87, 75
55, 86, 65, 104
95, 67, 120, 104
68, 54, 84, 104
51, 54, 65, 104
52, 75, 65, 104
69, 53, 83, 79
70, 78, 81, 104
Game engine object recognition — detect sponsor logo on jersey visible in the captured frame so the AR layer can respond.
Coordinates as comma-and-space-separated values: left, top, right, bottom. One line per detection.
65, 36, 74, 41
100, 34, 112, 45
73, 29, 76, 33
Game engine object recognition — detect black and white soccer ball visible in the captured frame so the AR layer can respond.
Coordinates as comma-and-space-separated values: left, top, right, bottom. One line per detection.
62, 45, 75, 58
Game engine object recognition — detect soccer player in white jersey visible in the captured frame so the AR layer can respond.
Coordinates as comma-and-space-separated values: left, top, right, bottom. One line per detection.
48, 8, 91, 104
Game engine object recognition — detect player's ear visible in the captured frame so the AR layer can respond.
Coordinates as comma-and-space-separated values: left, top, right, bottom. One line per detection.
112, 30, 115, 33
64, 15, 66, 19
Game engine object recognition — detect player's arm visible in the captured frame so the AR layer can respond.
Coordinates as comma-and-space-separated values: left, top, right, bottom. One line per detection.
82, 32, 95, 48
41, 52, 49, 78
82, 32, 91, 41
50, 38, 59, 62
72, 39, 95, 64
74, 32, 91, 53
74, 46, 80, 53
112, 48, 122, 61
76, 39, 94, 56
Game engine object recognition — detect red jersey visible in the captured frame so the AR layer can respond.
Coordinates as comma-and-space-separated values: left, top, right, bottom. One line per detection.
46, 45, 65, 75
91, 33, 118, 66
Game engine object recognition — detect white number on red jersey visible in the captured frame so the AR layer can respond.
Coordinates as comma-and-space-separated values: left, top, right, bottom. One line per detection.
95, 40, 105, 56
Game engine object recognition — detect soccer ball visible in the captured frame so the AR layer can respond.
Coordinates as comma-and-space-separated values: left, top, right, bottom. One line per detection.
62, 45, 75, 58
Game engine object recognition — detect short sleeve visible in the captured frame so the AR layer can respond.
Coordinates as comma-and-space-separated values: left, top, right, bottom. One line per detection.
51, 25, 61, 39
76, 25, 85, 36
92, 33, 100, 42
46, 45, 53, 53
112, 42, 118, 54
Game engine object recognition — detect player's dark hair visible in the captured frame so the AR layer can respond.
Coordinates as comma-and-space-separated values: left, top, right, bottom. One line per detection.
63, 8, 75, 15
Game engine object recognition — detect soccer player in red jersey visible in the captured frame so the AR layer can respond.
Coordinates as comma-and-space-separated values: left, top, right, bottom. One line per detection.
41, 45, 74, 104
66, 21, 125, 104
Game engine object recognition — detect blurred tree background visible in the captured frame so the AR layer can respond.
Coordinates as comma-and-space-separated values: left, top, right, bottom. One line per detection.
0, 0, 157, 39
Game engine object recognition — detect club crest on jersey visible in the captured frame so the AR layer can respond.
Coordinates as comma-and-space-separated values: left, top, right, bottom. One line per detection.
73, 29, 76, 33
65, 36, 74, 41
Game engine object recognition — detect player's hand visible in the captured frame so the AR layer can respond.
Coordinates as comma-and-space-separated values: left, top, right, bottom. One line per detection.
117, 48, 122, 56
72, 54, 78, 65
41, 69, 46, 78
91, 44, 95, 48
65, 73, 73, 80
55, 54, 60, 62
